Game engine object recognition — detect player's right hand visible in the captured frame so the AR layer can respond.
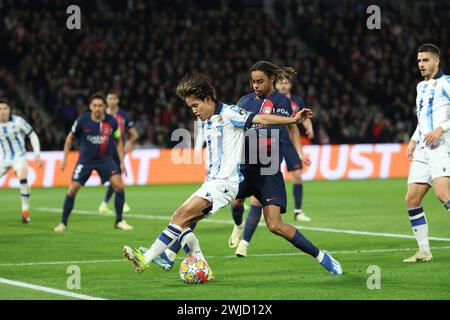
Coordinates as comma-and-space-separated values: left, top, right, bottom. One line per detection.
406, 141, 416, 161
61, 158, 67, 171
294, 108, 314, 123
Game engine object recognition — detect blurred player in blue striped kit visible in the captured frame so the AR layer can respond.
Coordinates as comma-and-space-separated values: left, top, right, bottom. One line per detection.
403, 44, 450, 263
0, 98, 42, 224
54, 93, 133, 232
122, 73, 329, 278
98, 92, 138, 215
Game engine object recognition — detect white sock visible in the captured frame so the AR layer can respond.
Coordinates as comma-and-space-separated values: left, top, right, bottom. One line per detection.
315, 250, 325, 263
144, 224, 182, 264
20, 180, 30, 212
180, 229, 205, 260
408, 207, 430, 253
240, 240, 249, 247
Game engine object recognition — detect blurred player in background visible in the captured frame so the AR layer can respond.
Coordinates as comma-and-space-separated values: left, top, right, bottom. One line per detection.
403, 43, 450, 263
98, 92, 138, 214
276, 72, 313, 221
54, 93, 133, 232
232, 71, 313, 257
0, 98, 42, 223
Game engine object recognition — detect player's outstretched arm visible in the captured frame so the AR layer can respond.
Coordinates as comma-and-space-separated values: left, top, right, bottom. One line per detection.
28, 131, 43, 167
61, 132, 74, 171
252, 108, 314, 126
124, 127, 139, 154
116, 134, 126, 175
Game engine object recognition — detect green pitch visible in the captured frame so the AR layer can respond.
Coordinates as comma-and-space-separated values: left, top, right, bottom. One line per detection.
1, 179, 449, 300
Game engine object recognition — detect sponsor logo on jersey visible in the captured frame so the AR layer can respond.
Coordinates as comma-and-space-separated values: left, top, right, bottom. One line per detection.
87, 135, 108, 144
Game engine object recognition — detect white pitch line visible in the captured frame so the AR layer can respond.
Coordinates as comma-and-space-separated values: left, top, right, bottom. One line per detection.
0, 277, 106, 300
36, 207, 450, 242
2, 246, 450, 267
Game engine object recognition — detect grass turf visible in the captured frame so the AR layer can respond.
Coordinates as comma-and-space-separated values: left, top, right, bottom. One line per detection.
0, 179, 449, 299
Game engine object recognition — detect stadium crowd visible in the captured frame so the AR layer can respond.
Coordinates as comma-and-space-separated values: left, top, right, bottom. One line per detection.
0, 0, 448, 150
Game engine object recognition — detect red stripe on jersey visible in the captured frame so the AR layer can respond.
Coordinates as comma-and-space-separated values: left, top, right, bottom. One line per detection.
259, 99, 274, 115
99, 122, 112, 158
291, 100, 300, 116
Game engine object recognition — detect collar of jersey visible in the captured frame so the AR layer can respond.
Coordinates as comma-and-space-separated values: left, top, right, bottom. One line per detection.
214, 101, 224, 115
433, 70, 444, 79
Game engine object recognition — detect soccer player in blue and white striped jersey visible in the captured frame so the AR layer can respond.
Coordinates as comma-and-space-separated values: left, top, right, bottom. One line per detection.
122, 73, 315, 276
404, 43, 450, 263
0, 98, 42, 223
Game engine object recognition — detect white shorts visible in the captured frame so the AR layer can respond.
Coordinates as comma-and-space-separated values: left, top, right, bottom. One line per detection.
0, 157, 28, 178
194, 179, 238, 216
408, 141, 450, 185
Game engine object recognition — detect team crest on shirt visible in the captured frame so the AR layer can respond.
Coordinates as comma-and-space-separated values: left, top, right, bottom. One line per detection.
216, 116, 223, 122
261, 100, 274, 114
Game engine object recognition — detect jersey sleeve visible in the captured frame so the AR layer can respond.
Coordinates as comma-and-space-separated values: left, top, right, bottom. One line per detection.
123, 111, 135, 130
442, 76, 450, 101
222, 105, 255, 130
17, 117, 33, 136
111, 118, 121, 139
71, 117, 82, 137
293, 96, 306, 109
274, 96, 292, 117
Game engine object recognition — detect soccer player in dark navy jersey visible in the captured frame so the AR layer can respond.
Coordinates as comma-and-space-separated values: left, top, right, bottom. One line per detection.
98, 92, 138, 215
233, 72, 315, 256
54, 93, 133, 232
229, 61, 342, 275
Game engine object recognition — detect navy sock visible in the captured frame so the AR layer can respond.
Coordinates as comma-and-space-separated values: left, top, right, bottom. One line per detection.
444, 200, 450, 211
168, 223, 197, 255
114, 191, 125, 224
290, 229, 320, 258
61, 195, 75, 225
104, 185, 115, 203
231, 205, 244, 226
293, 184, 303, 210
243, 205, 262, 243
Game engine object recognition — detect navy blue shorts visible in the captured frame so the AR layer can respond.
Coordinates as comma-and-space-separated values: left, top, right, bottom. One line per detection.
111, 150, 123, 174
72, 157, 120, 186
282, 143, 303, 172
236, 166, 287, 213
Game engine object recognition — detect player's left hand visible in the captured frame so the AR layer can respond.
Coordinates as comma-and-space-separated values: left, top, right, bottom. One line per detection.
124, 142, 133, 154
294, 108, 314, 123
424, 127, 444, 146
301, 153, 312, 166
120, 162, 127, 177
35, 155, 43, 168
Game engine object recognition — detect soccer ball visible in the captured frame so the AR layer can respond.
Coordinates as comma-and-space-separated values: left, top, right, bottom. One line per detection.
179, 256, 209, 284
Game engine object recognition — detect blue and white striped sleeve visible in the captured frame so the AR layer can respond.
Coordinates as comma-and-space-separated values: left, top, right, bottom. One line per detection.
222, 105, 255, 130
18, 117, 33, 136
442, 76, 450, 101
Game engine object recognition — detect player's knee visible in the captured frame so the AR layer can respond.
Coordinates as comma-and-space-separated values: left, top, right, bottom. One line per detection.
434, 189, 448, 204
292, 172, 302, 184
405, 193, 421, 208
232, 199, 244, 208
68, 185, 80, 197
111, 183, 123, 193
266, 221, 283, 236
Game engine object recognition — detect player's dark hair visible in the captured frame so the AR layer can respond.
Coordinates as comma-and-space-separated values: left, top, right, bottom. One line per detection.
0, 98, 10, 106
107, 90, 119, 97
418, 43, 440, 58
249, 61, 296, 88
176, 73, 217, 102
88, 92, 107, 105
